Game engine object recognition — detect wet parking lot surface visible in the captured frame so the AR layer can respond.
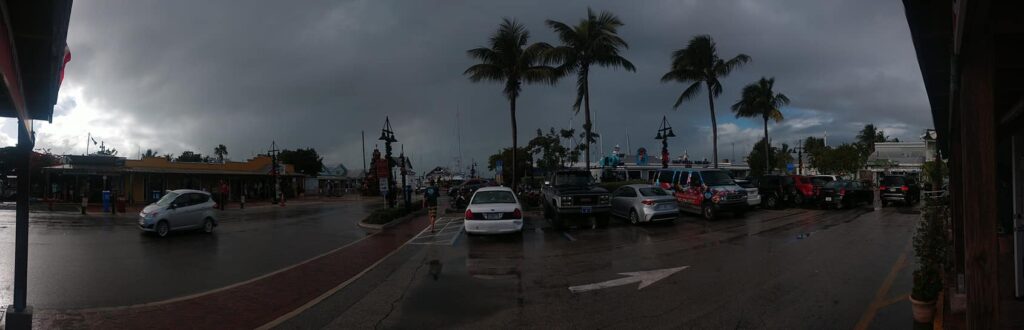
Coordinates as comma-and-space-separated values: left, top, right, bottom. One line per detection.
308, 205, 920, 329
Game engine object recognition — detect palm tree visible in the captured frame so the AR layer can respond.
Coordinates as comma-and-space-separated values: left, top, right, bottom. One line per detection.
214, 144, 228, 162
465, 18, 557, 191
143, 149, 159, 158
661, 35, 750, 168
731, 77, 790, 174
546, 8, 635, 169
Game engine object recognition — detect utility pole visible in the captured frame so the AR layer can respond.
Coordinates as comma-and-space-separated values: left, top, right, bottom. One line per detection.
362, 130, 366, 177
269, 141, 280, 204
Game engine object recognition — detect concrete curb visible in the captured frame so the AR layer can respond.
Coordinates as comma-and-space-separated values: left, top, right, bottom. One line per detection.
357, 208, 427, 231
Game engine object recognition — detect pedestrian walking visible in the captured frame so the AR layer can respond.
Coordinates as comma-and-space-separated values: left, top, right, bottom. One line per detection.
219, 180, 229, 210
423, 180, 440, 232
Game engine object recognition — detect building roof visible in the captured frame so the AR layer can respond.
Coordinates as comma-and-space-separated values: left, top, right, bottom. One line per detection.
44, 155, 303, 176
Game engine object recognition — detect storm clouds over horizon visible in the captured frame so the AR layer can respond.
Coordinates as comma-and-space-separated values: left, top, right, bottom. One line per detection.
5, 0, 930, 173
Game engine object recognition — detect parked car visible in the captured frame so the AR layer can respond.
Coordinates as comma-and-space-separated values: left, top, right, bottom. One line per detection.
610, 184, 679, 225
655, 168, 747, 220
792, 175, 815, 205
752, 175, 797, 209
449, 179, 493, 209
809, 175, 836, 198
463, 186, 524, 235
542, 170, 611, 228
734, 179, 761, 209
818, 180, 872, 209
138, 189, 218, 238
880, 175, 921, 206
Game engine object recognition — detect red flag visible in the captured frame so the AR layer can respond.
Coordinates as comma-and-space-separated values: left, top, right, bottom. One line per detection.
59, 45, 71, 85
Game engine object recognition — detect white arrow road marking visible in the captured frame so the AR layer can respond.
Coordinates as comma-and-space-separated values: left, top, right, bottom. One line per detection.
568, 266, 689, 294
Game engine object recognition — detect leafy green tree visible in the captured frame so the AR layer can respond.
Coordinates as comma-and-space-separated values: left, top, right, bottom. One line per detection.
214, 144, 228, 162
746, 138, 776, 177
812, 143, 866, 176
856, 124, 889, 154
662, 35, 750, 168
279, 148, 324, 177
731, 77, 789, 174
527, 128, 568, 175
546, 8, 635, 170
803, 137, 826, 156
558, 128, 580, 167
487, 147, 533, 185
465, 18, 558, 192
175, 151, 203, 162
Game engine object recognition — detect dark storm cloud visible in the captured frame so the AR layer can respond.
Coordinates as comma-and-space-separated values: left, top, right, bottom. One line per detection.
34, 0, 929, 171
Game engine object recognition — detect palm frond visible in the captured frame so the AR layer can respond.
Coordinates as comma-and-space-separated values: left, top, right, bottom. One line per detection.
673, 82, 702, 109
463, 63, 505, 82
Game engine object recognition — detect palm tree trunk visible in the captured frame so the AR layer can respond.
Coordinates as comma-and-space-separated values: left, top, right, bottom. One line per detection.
583, 70, 592, 170
510, 96, 518, 192
763, 117, 770, 175
707, 84, 718, 168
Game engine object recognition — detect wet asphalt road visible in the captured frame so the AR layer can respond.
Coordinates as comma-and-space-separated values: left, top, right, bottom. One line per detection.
310, 204, 921, 329
0, 200, 382, 309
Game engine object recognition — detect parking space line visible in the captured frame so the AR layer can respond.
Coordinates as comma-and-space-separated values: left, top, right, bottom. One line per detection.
854, 241, 911, 330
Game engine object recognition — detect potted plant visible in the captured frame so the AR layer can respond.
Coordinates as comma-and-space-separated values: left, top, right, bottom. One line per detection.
911, 197, 950, 323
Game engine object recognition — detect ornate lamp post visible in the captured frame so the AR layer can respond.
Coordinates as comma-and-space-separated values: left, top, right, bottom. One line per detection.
655, 116, 677, 169
379, 117, 398, 208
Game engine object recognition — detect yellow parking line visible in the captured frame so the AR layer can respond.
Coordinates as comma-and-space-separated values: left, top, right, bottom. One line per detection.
854, 242, 911, 330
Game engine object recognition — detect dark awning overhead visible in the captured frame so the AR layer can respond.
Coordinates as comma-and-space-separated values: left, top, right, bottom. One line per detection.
902, 0, 952, 156
0, 0, 73, 126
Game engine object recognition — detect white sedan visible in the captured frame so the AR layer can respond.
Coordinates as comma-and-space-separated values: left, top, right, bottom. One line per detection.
463, 186, 524, 235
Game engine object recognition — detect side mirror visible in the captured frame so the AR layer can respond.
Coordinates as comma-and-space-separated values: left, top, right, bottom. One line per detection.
170, 203, 178, 209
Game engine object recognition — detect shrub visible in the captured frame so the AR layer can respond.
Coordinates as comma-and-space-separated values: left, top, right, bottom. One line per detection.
911, 196, 950, 301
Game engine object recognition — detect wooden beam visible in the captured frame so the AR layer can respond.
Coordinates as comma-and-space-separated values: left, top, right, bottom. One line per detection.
959, 0, 1000, 327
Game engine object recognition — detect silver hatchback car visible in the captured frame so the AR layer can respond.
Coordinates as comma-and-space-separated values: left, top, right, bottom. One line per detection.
139, 189, 218, 237
610, 184, 679, 225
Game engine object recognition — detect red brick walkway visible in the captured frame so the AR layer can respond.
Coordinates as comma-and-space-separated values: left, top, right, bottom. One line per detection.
33, 213, 429, 329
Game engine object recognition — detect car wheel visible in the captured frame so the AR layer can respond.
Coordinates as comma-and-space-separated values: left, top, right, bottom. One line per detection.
702, 204, 716, 221
629, 210, 640, 225
765, 195, 778, 209
794, 194, 804, 205
202, 218, 215, 234
551, 211, 563, 230
156, 221, 170, 238
881, 200, 888, 207
543, 204, 552, 220
835, 200, 844, 210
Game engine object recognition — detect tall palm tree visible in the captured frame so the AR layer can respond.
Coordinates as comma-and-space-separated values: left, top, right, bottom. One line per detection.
465, 18, 557, 191
546, 8, 635, 169
731, 77, 790, 174
661, 35, 750, 168
214, 144, 228, 162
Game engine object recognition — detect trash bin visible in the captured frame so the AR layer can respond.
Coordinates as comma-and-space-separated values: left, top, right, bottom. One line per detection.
102, 190, 111, 212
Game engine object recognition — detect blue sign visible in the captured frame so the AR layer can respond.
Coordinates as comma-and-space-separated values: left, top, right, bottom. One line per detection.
496, 159, 503, 172
787, 163, 796, 172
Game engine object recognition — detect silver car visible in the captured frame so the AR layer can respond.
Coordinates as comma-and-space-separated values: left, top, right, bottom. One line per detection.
610, 184, 679, 225
139, 189, 218, 237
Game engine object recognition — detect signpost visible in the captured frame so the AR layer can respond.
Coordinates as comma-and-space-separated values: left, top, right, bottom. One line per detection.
495, 159, 504, 185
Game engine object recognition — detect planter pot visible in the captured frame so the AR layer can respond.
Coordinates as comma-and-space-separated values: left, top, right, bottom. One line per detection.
910, 296, 937, 323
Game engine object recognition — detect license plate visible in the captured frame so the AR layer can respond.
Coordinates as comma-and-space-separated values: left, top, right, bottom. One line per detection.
579, 198, 592, 204
581, 206, 592, 214
656, 204, 673, 210
890, 188, 898, 192
825, 197, 832, 202
484, 213, 502, 220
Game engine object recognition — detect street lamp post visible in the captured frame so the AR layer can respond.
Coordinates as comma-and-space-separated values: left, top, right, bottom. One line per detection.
791, 145, 804, 175
379, 117, 398, 208
655, 116, 677, 169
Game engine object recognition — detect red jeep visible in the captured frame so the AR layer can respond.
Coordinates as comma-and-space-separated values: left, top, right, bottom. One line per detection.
791, 175, 815, 205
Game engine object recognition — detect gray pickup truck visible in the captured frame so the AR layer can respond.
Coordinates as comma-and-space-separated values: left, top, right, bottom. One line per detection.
542, 170, 612, 228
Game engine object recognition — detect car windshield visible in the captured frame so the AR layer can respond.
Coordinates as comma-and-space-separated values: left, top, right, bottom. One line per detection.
554, 172, 593, 186
701, 171, 734, 186
154, 192, 179, 206
471, 191, 517, 204
881, 176, 905, 186
811, 177, 834, 185
735, 180, 755, 189
824, 181, 850, 189
639, 187, 668, 196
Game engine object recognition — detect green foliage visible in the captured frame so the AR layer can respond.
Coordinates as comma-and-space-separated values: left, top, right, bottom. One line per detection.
810, 144, 865, 175
746, 137, 793, 176
598, 180, 647, 192
279, 148, 324, 177
143, 149, 159, 158
214, 144, 228, 162
921, 160, 948, 188
175, 151, 204, 162
912, 198, 950, 301
528, 128, 568, 175
363, 203, 424, 225
487, 147, 533, 184
802, 137, 826, 158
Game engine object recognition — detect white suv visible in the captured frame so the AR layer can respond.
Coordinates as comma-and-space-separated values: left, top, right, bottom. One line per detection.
139, 189, 218, 237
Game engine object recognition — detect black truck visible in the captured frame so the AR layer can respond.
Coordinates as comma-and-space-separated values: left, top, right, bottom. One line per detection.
542, 170, 612, 228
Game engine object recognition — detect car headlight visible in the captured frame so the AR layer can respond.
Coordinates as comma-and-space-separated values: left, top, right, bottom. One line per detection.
599, 195, 610, 204
560, 196, 573, 206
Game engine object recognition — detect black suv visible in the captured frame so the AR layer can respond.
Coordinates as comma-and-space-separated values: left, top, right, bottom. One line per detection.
542, 170, 611, 228
880, 175, 921, 206
751, 175, 797, 209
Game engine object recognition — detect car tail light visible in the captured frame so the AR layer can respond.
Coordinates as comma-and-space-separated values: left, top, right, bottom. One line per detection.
641, 199, 656, 206
879, 185, 887, 191
512, 208, 522, 219
901, 185, 909, 192
464, 209, 474, 220
839, 188, 846, 196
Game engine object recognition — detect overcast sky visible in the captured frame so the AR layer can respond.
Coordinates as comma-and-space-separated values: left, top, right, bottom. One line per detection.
2, 0, 931, 174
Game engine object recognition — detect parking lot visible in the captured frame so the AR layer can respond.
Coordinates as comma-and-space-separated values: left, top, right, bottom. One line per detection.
284, 203, 921, 329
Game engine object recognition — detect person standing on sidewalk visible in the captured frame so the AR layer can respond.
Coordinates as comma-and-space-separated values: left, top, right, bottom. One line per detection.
219, 180, 229, 210
423, 180, 440, 231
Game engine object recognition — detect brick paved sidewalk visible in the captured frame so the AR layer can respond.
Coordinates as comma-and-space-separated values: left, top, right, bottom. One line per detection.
32, 213, 429, 329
